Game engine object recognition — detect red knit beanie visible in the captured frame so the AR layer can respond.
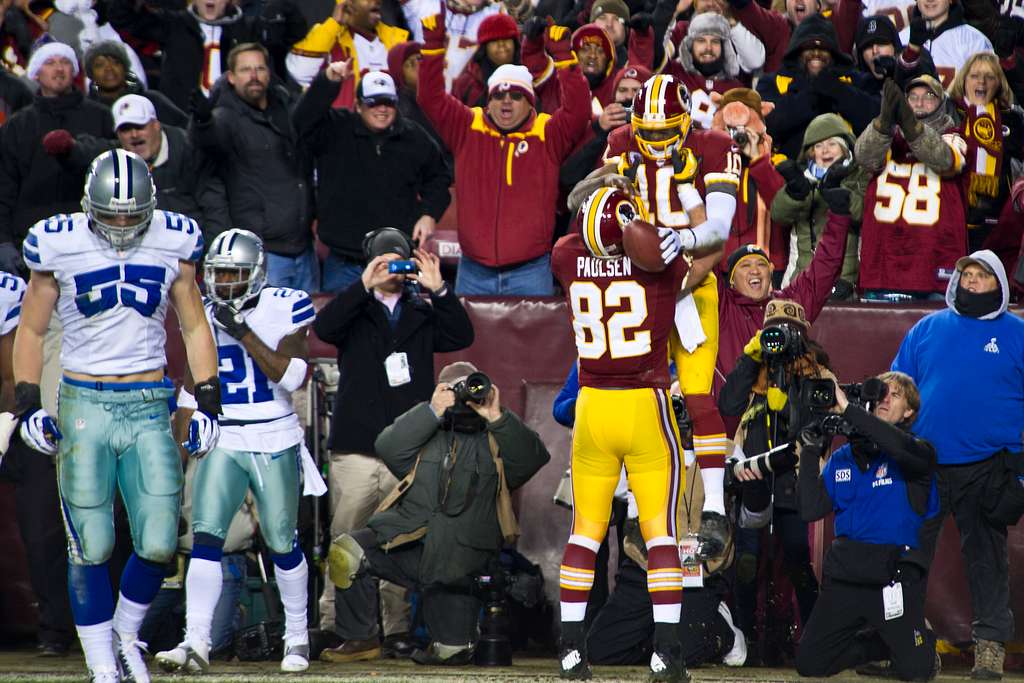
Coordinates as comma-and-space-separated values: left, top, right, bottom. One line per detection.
477, 13, 520, 45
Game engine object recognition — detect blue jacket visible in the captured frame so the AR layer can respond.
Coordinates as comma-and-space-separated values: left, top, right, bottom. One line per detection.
552, 361, 579, 428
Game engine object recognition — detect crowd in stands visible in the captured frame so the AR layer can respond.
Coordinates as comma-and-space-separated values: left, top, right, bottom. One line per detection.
0, 0, 1018, 302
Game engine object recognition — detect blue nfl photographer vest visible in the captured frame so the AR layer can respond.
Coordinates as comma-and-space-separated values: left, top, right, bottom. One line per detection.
823, 445, 938, 548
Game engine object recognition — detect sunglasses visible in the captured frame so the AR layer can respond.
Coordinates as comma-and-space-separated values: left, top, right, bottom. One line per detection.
361, 96, 397, 108
491, 91, 525, 102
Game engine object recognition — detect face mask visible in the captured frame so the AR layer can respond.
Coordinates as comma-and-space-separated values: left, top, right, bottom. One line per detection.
954, 283, 1001, 318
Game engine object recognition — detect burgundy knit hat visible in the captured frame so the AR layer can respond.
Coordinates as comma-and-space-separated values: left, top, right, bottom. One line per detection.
386, 41, 422, 88
477, 13, 520, 45
612, 64, 652, 93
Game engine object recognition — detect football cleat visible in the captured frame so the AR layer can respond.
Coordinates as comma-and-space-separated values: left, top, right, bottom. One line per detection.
155, 639, 210, 674
113, 631, 150, 683
649, 645, 690, 682
281, 637, 310, 673
558, 622, 592, 680
90, 667, 120, 683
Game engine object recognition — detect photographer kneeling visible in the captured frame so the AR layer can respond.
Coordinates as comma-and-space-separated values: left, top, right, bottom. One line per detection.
328, 362, 550, 665
795, 372, 939, 681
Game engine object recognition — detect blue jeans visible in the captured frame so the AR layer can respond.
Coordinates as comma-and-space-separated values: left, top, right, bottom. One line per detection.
266, 246, 320, 294
211, 553, 247, 652
321, 252, 365, 294
454, 254, 554, 296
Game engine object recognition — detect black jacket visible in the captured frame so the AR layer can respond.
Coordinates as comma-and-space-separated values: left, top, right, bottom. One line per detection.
0, 70, 32, 125
194, 81, 313, 256
313, 281, 474, 454
0, 90, 113, 246
370, 402, 549, 585
293, 73, 452, 260
107, 0, 307, 109
758, 14, 874, 159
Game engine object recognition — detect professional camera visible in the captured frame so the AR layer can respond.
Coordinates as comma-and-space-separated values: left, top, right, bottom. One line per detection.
727, 443, 798, 481
475, 570, 512, 666
728, 126, 751, 149
452, 372, 492, 405
671, 394, 693, 443
760, 323, 806, 363
800, 377, 889, 437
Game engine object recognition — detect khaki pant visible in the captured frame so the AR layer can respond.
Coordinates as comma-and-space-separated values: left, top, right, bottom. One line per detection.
318, 452, 410, 636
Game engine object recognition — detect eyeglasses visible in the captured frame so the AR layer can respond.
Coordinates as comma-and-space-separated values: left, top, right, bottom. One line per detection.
491, 91, 525, 102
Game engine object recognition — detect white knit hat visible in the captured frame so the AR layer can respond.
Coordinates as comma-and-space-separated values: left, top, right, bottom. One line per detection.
487, 64, 535, 105
27, 42, 80, 81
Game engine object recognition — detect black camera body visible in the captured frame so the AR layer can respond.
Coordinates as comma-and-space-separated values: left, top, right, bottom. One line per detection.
451, 372, 492, 405
760, 323, 806, 364
801, 377, 889, 437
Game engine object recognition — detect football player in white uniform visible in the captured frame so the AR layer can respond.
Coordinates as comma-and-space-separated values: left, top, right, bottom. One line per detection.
13, 149, 221, 683
155, 228, 322, 674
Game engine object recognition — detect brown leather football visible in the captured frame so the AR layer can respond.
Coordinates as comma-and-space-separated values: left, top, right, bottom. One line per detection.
622, 219, 666, 273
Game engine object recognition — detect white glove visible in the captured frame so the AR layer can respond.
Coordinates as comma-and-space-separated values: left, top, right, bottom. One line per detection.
20, 408, 62, 456
182, 411, 220, 458
657, 227, 683, 265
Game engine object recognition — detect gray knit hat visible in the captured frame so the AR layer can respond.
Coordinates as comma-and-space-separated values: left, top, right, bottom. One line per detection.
83, 40, 131, 79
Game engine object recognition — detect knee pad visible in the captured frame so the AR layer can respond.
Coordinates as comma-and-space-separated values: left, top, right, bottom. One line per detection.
134, 509, 180, 564
73, 515, 116, 565
328, 533, 365, 590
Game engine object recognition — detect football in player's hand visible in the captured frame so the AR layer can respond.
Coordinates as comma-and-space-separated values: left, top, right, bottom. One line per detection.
622, 220, 666, 273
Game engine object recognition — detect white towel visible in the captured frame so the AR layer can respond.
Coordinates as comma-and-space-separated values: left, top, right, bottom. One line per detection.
674, 293, 707, 353
299, 435, 327, 497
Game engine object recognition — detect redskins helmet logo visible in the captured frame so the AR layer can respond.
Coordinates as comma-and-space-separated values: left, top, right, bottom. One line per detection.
615, 200, 636, 226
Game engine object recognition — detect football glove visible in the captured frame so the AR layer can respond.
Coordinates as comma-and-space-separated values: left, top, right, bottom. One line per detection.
212, 303, 251, 340
20, 408, 62, 456
657, 227, 683, 265
182, 410, 219, 458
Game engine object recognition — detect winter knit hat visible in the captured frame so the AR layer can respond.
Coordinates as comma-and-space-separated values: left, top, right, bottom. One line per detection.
855, 15, 901, 54
83, 40, 131, 79
726, 244, 771, 285
27, 41, 79, 81
612, 64, 652, 93
487, 63, 535, 105
572, 24, 616, 77
590, 0, 630, 23
477, 13, 519, 44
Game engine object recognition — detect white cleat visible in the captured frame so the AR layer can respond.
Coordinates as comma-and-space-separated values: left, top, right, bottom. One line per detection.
113, 631, 150, 683
718, 601, 747, 667
281, 637, 310, 673
154, 639, 210, 674
90, 667, 120, 683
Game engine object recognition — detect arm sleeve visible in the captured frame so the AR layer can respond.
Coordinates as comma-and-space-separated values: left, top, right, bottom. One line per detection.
559, 124, 610, 191
546, 64, 593, 162
840, 404, 937, 478
416, 48, 474, 153
414, 128, 454, 220
311, 281, 372, 345
106, 0, 173, 43
192, 108, 236, 156
374, 402, 442, 478
830, 0, 863, 55
488, 409, 552, 490
780, 210, 850, 322
552, 362, 579, 427
292, 72, 345, 149
717, 354, 760, 417
627, 25, 655, 69
730, 23, 766, 74
907, 128, 958, 174
854, 123, 894, 174
429, 287, 475, 352
770, 186, 813, 224
798, 442, 835, 522
890, 326, 919, 380
728, 0, 791, 72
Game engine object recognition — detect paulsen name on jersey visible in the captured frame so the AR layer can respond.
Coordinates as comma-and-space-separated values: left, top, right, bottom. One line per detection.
575, 256, 633, 279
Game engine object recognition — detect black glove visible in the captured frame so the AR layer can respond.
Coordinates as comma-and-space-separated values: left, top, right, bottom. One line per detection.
798, 420, 826, 449
872, 55, 896, 80
876, 79, 902, 133
895, 88, 924, 142
628, 12, 652, 31
811, 70, 844, 99
822, 187, 851, 215
190, 88, 214, 125
0, 242, 23, 275
623, 151, 642, 183
212, 303, 251, 340
821, 160, 852, 190
523, 15, 547, 41
908, 17, 931, 47
776, 159, 812, 201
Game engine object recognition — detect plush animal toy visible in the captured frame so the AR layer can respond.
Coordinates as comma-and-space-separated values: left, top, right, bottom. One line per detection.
710, 88, 775, 161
